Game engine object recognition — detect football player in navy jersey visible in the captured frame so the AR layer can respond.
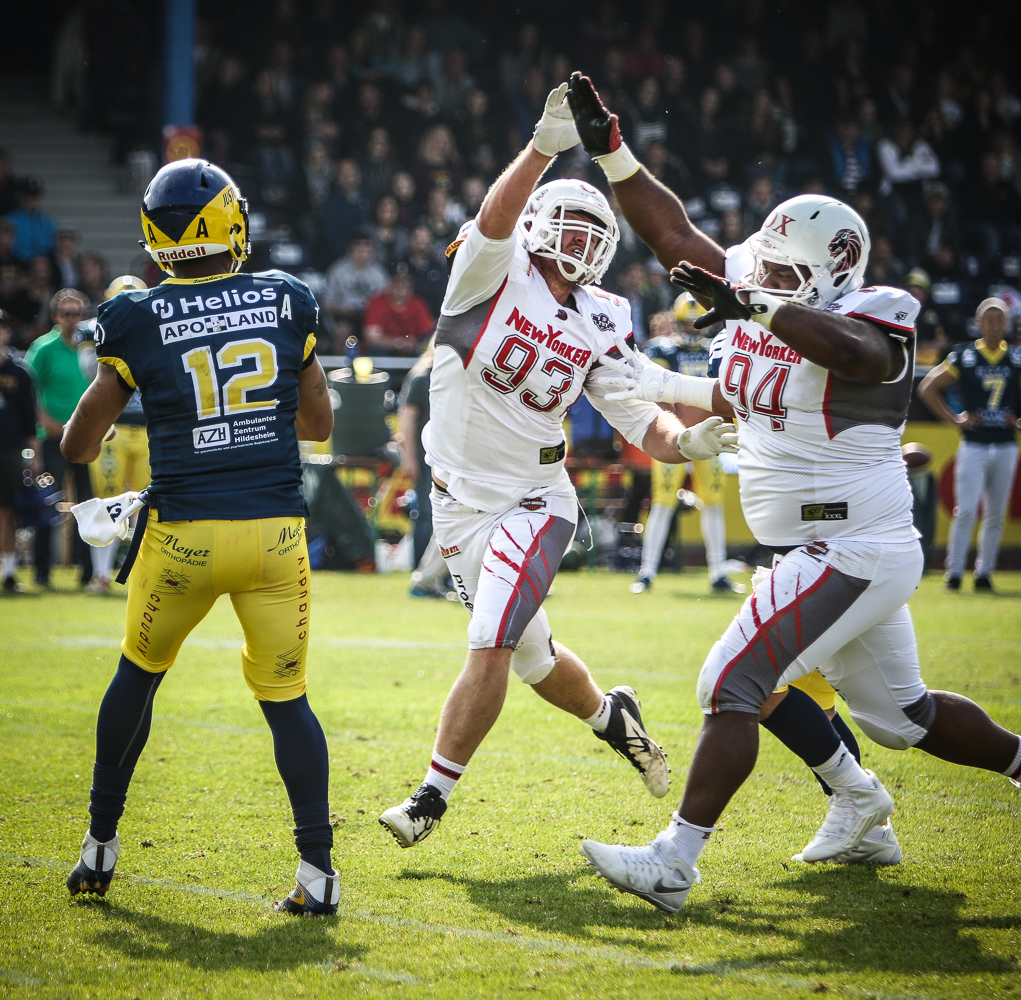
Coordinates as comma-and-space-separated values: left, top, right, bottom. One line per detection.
60, 159, 340, 915
918, 297, 1021, 592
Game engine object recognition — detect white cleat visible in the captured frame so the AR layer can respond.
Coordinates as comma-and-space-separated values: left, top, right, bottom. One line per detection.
835, 819, 902, 865
794, 770, 894, 863
378, 783, 447, 848
580, 831, 700, 913
594, 685, 670, 798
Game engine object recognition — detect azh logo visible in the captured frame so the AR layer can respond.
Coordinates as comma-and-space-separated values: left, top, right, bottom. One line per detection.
193, 423, 230, 449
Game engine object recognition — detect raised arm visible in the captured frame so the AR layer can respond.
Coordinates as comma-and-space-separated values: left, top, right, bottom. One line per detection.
476, 82, 579, 240
567, 72, 725, 276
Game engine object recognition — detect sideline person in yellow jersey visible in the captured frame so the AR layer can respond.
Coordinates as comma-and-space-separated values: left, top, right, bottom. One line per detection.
60, 159, 339, 916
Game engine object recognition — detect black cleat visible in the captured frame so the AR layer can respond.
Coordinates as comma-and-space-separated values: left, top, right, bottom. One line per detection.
67, 833, 119, 897
379, 783, 447, 848
944, 576, 961, 591
273, 861, 340, 916
973, 576, 994, 592
594, 686, 670, 797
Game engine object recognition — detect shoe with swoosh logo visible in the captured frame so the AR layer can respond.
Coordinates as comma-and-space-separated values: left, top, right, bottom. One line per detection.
594, 686, 670, 798
274, 860, 339, 916
580, 831, 700, 912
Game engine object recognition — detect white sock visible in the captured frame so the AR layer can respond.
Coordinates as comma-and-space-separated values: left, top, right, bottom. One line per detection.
813, 744, 873, 792
1002, 736, 1021, 782
639, 503, 675, 580
2, 553, 16, 578
582, 695, 612, 733
665, 812, 714, 869
90, 541, 117, 581
700, 503, 726, 581
425, 752, 467, 800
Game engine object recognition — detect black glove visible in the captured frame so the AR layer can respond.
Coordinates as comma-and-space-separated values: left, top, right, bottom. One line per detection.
670, 262, 754, 330
567, 72, 621, 158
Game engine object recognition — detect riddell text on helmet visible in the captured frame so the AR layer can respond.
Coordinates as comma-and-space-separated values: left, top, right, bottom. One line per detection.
157, 246, 208, 261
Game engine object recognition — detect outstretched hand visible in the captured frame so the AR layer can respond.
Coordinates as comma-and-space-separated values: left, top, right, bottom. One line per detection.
532, 82, 581, 157
566, 72, 622, 158
676, 415, 739, 461
669, 263, 758, 329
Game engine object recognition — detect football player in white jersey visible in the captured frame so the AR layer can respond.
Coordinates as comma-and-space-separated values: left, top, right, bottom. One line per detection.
565, 73, 1021, 912
378, 84, 738, 850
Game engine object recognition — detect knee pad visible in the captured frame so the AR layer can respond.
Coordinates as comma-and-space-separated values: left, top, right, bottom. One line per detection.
510, 608, 556, 685
466, 610, 505, 650
847, 693, 934, 751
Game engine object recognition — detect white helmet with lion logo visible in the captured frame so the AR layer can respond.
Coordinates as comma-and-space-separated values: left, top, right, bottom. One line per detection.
517, 179, 619, 285
745, 194, 870, 309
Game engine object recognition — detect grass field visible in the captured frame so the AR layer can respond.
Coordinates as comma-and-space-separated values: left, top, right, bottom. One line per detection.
1, 566, 1019, 999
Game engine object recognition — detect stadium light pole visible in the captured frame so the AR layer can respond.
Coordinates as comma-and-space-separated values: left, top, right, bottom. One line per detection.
163, 0, 196, 128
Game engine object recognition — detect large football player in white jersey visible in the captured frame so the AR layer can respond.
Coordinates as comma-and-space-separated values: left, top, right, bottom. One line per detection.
565, 72, 1021, 912
379, 84, 738, 849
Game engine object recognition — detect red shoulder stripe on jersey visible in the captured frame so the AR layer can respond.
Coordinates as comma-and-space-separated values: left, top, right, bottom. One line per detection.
846, 311, 914, 332
463, 275, 509, 369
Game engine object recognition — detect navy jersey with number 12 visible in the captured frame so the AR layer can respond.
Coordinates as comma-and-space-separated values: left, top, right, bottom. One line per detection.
94, 270, 319, 521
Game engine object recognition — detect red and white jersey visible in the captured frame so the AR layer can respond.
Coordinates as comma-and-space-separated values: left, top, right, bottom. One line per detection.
426, 222, 660, 512
718, 241, 921, 546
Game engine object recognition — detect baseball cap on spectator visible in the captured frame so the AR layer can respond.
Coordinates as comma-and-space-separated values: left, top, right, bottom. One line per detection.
905, 268, 931, 291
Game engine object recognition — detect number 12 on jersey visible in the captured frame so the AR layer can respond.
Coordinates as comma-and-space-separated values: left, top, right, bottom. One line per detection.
183, 337, 279, 419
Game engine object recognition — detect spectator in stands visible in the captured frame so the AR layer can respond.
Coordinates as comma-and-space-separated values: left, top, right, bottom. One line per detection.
825, 116, 873, 198
398, 80, 443, 155
321, 158, 371, 264
406, 224, 447, 317
361, 126, 399, 205
347, 82, 391, 153
50, 225, 81, 289
622, 76, 670, 154
23, 288, 96, 589
964, 150, 1021, 276
362, 263, 434, 357
323, 233, 388, 350
459, 176, 486, 220
910, 181, 961, 269
688, 86, 734, 194
453, 88, 503, 182
8, 177, 56, 264
199, 55, 248, 164
905, 268, 949, 366
876, 118, 941, 254
297, 140, 334, 229
76, 253, 108, 310
743, 173, 778, 234
248, 67, 298, 210
301, 79, 341, 154
366, 193, 410, 271
392, 23, 432, 90
643, 140, 694, 200
864, 234, 906, 289
0, 309, 37, 592
390, 169, 420, 230
412, 124, 463, 197
432, 48, 475, 119
5, 255, 55, 349
0, 220, 27, 313
418, 187, 460, 246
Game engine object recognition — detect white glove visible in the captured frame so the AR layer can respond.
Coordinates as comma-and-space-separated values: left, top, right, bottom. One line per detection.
532, 82, 580, 157
71, 492, 145, 546
676, 416, 739, 461
597, 336, 717, 410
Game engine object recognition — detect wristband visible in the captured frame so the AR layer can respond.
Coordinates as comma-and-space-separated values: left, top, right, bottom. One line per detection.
662, 373, 717, 410
593, 141, 640, 183
744, 289, 782, 330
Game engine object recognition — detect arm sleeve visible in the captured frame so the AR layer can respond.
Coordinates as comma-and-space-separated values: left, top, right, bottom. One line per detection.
583, 379, 662, 447
441, 221, 517, 316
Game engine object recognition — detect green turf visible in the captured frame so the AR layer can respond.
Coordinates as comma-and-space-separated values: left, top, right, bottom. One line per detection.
1, 567, 1019, 999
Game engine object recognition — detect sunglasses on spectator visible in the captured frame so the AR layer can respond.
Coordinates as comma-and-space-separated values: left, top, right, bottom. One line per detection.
58, 309, 84, 317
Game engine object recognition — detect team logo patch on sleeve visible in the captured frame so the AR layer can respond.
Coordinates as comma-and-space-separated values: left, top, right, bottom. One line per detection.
519, 498, 547, 511
590, 312, 615, 332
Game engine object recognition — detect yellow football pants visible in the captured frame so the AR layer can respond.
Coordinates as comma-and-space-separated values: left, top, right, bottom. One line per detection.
121, 516, 311, 701
90, 423, 151, 497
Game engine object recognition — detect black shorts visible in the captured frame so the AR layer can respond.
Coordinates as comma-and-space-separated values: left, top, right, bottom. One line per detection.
0, 450, 25, 506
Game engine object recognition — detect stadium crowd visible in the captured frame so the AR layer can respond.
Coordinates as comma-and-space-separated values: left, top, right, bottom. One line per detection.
2, 0, 1021, 592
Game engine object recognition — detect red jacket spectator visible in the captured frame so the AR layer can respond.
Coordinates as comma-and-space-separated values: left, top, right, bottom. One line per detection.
362, 267, 434, 356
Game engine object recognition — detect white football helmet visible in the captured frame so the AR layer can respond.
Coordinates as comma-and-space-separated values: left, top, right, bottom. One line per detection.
744, 194, 870, 308
517, 179, 619, 285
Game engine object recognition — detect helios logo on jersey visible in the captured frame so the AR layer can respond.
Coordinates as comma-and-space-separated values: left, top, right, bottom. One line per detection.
193, 423, 230, 449
160, 306, 278, 344
801, 502, 848, 521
